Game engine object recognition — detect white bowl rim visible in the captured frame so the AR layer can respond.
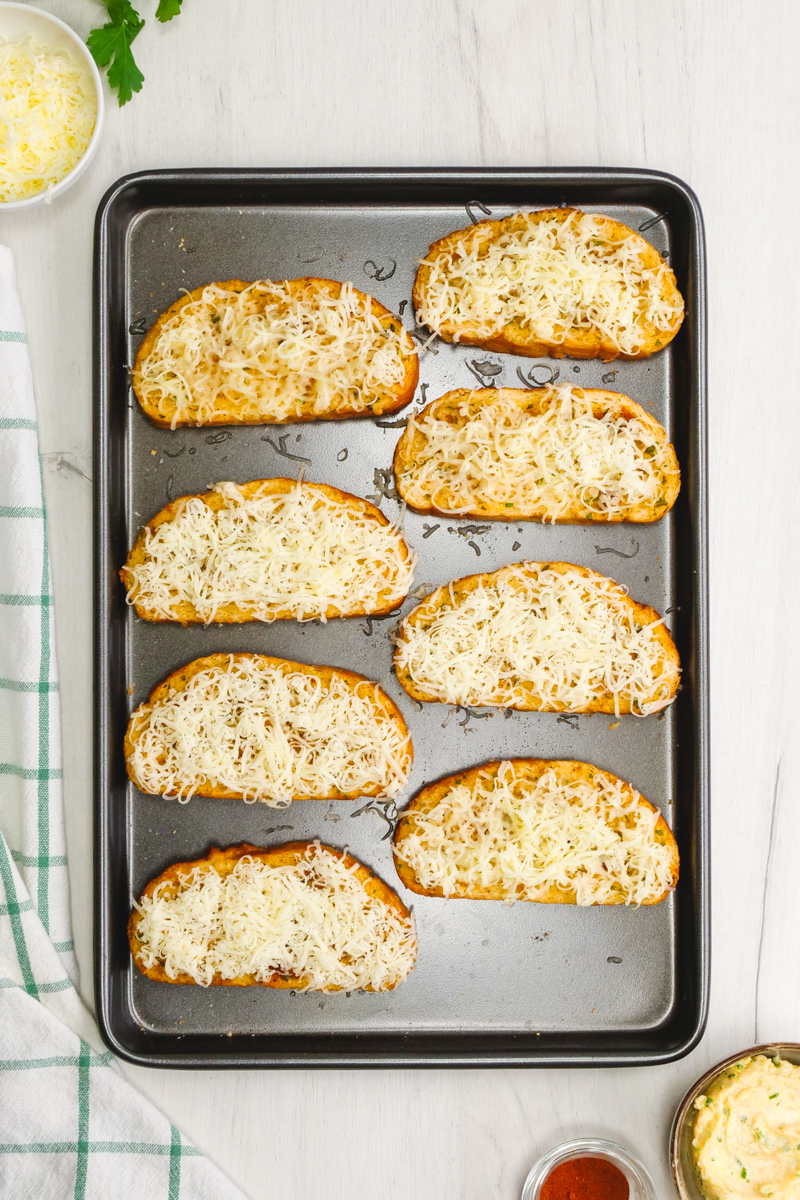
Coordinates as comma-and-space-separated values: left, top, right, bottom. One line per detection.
0, 0, 105, 211
669, 1042, 800, 1200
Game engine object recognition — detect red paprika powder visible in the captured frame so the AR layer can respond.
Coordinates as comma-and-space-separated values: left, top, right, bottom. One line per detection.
539, 1156, 630, 1200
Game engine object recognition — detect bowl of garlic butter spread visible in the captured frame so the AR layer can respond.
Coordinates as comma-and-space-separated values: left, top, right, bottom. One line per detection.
0, 2, 103, 208
671, 1046, 800, 1200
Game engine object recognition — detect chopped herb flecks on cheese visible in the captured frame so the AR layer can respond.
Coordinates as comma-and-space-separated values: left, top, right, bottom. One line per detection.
416, 210, 683, 356
127, 656, 412, 804
124, 480, 415, 622
135, 279, 415, 427
395, 760, 675, 905
134, 844, 417, 990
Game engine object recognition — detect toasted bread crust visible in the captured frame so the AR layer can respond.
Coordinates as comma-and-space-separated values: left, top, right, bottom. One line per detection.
120, 477, 414, 624
132, 277, 419, 428
392, 758, 679, 905
124, 652, 412, 800
129, 841, 414, 990
412, 209, 684, 362
393, 560, 680, 714
393, 387, 680, 522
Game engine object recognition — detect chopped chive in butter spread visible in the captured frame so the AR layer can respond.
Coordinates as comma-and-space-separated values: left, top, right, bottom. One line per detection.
693, 1056, 800, 1199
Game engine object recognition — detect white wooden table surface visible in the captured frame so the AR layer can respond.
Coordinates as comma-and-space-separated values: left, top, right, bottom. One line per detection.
2, 1, 799, 1196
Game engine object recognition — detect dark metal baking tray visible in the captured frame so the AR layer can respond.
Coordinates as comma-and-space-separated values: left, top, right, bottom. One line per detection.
94, 168, 708, 1067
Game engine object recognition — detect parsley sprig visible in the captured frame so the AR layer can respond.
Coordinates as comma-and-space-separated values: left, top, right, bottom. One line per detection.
88, 0, 185, 106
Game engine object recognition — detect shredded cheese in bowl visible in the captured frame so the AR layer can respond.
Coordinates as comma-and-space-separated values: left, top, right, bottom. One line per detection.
133, 844, 417, 991
0, 34, 96, 203
394, 760, 676, 905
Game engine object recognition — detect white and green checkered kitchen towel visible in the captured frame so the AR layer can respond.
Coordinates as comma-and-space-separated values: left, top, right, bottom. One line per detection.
0, 249, 72, 979
0, 245, 247, 1199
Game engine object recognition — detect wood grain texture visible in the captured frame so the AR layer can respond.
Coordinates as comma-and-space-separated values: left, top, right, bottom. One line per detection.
6, 1, 800, 1198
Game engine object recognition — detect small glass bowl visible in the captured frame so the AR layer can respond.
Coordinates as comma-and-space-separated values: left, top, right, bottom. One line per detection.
670, 1042, 800, 1200
521, 1138, 657, 1200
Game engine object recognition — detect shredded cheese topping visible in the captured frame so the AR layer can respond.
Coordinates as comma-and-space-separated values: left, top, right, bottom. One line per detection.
0, 35, 95, 203
133, 844, 417, 990
124, 480, 416, 622
397, 386, 678, 520
127, 656, 412, 804
416, 210, 683, 356
395, 564, 678, 716
135, 279, 415, 428
394, 761, 675, 905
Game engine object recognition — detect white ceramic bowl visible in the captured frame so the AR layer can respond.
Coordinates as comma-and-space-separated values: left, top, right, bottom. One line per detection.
0, 1, 104, 210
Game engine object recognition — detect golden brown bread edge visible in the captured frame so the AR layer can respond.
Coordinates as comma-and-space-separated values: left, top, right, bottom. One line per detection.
129, 841, 414, 990
393, 758, 679, 905
393, 387, 681, 523
124, 652, 413, 800
120, 477, 415, 624
132, 277, 420, 427
393, 560, 680, 714
412, 209, 684, 362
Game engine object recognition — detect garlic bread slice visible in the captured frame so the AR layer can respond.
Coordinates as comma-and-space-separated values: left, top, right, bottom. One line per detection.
125, 653, 412, 804
393, 386, 679, 522
133, 277, 418, 427
393, 759, 678, 906
130, 841, 416, 991
394, 561, 679, 716
121, 478, 415, 624
413, 208, 684, 362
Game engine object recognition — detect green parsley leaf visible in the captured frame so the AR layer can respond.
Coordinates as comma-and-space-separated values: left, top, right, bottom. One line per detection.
156, 0, 184, 20
105, 32, 144, 104
88, 1, 145, 106
89, 0, 187, 104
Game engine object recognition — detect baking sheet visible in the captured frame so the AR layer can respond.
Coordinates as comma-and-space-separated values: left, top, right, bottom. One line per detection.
94, 169, 708, 1065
